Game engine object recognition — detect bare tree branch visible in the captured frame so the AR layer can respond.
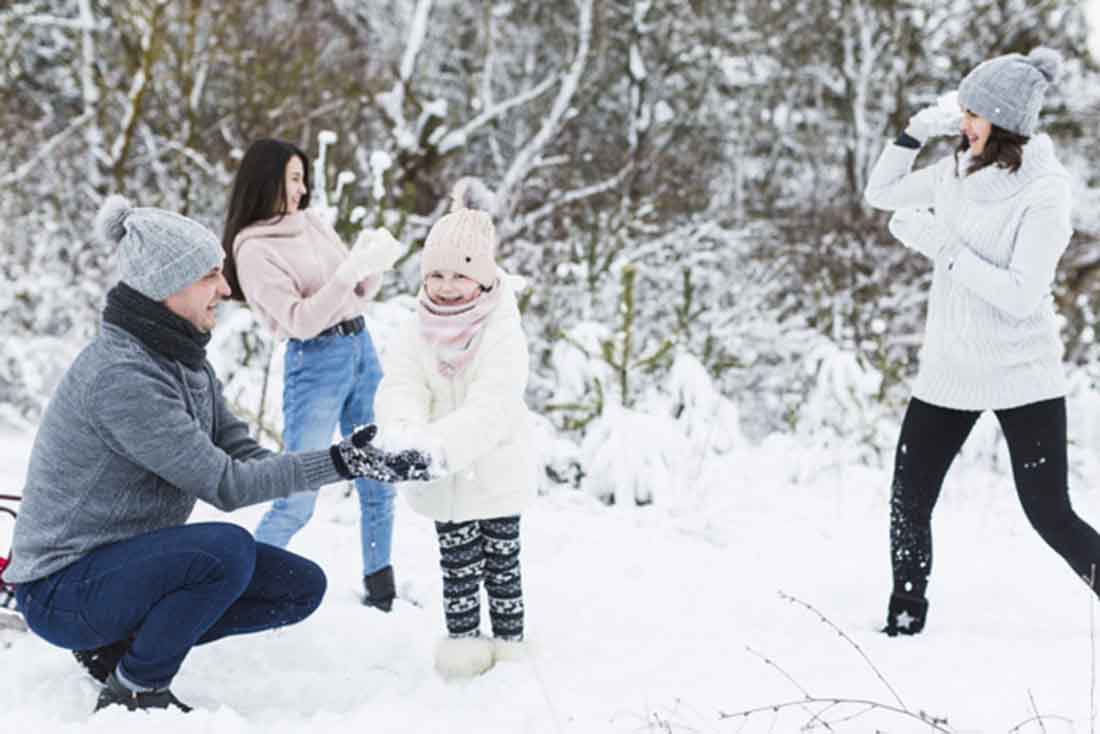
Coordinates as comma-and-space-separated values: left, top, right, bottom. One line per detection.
719, 696, 952, 733
0, 110, 94, 186
110, 1, 170, 189
435, 73, 559, 155
497, 0, 594, 217
778, 591, 907, 710
504, 162, 633, 240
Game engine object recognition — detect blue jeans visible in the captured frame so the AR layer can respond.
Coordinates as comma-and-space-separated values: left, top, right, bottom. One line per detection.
255, 330, 396, 576
15, 522, 325, 689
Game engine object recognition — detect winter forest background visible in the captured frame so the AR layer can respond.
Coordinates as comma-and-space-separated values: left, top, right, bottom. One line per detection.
2, 0, 1100, 503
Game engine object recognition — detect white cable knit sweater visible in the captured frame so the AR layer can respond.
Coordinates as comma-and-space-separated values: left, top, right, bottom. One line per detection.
865, 134, 1074, 410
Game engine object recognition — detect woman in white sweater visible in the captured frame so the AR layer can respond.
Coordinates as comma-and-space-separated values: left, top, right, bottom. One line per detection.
375, 178, 536, 678
864, 47, 1100, 635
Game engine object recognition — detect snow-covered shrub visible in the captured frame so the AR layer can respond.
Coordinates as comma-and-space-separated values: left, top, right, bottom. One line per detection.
530, 413, 584, 493
662, 352, 744, 459
0, 336, 81, 429
793, 338, 896, 469
207, 305, 284, 448
580, 402, 691, 506
1065, 366, 1100, 485
540, 319, 615, 432
548, 345, 745, 506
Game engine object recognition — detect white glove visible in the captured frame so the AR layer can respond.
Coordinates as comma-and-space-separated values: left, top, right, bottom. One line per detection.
904, 90, 962, 143
334, 227, 403, 285
888, 209, 957, 262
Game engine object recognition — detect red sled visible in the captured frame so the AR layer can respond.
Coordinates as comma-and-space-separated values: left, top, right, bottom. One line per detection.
0, 493, 26, 632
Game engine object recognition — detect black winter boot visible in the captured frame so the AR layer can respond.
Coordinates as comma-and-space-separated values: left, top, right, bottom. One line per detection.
363, 565, 396, 612
94, 672, 192, 713
883, 592, 928, 636
73, 639, 131, 684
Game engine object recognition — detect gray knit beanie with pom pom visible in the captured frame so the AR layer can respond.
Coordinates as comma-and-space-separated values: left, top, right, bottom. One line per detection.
958, 47, 1062, 137
94, 195, 224, 300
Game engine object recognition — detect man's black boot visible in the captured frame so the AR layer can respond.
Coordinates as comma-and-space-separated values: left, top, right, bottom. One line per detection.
73, 639, 131, 684
94, 671, 192, 713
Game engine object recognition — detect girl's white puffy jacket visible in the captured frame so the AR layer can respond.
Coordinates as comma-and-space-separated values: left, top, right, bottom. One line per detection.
375, 275, 536, 523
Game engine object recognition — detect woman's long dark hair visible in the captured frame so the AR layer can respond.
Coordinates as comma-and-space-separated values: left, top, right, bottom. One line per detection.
222, 138, 311, 302
954, 124, 1029, 177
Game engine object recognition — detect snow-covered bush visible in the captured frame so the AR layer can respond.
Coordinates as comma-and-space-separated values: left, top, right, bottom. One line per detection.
1065, 366, 1100, 485
793, 339, 895, 469
543, 342, 746, 506
0, 336, 81, 429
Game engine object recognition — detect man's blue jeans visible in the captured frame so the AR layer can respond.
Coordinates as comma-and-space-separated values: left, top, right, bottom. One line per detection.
15, 522, 325, 689
255, 330, 396, 576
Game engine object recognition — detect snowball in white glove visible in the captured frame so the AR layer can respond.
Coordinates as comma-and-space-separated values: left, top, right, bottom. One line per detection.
904, 90, 962, 144
355, 227, 403, 272
334, 227, 404, 285
888, 208, 956, 262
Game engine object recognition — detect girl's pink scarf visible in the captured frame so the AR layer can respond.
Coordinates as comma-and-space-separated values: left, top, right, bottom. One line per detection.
417, 280, 503, 378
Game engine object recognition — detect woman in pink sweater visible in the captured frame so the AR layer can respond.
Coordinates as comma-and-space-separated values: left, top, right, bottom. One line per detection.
221, 138, 404, 612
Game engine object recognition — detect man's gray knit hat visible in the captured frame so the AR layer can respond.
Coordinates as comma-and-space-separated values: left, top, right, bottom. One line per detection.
958, 47, 1062, 137
94, 195, 224, 300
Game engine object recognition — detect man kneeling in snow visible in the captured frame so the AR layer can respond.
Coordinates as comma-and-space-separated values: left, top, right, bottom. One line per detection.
0, 196, 430, 713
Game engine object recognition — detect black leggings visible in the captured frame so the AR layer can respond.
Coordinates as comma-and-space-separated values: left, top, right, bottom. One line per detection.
890, 396, 1100, 599
435, 516, 523, 640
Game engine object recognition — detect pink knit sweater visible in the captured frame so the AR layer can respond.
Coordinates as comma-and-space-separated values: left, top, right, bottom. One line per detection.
233, 210, 381, 340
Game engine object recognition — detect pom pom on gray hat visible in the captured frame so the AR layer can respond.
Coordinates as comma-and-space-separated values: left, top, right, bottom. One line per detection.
1026, 46, 1062, 83
94, 195, 224, 301
95, 194, 132, 246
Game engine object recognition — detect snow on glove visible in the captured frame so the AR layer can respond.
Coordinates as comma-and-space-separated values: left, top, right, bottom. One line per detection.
888, 208, 960, 264
383, 448, 434, 482
904, 90, 962, 144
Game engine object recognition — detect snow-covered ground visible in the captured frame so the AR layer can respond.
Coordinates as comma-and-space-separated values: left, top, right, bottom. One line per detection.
2, 427, 1099, 733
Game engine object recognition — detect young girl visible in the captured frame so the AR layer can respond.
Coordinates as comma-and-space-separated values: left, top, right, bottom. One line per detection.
374, 177, 536, 678
864, 47, 1100, 635
222, 138, 404, 611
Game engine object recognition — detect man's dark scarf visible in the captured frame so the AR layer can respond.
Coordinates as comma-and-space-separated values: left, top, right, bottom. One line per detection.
102, 282, 211, 370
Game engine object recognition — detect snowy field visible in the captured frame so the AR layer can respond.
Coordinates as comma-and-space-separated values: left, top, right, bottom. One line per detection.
2, 426, 1099, 733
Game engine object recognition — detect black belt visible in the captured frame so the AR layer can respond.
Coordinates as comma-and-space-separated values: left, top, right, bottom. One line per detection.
317, 316, 366, 338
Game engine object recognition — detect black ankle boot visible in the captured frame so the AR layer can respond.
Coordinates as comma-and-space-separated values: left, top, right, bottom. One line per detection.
883, 592, 928, 636
74, 639, 131, 684
94, 672, 192, 713
363, 565, 395, 612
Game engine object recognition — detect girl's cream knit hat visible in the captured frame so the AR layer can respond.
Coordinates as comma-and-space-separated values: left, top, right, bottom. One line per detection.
421, 178, 498, 287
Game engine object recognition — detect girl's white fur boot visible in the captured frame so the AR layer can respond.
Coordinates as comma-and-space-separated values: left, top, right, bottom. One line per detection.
492, 637, 527, 662
434, 635, 495, 679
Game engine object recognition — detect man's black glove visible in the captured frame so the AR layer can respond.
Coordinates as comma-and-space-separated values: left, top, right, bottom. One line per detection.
331, 425, 435, 483
331, 425, 395, 482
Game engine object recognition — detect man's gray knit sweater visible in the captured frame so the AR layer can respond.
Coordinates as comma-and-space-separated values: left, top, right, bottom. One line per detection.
865, 134, 1073, 410
3, 323, 343, 583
